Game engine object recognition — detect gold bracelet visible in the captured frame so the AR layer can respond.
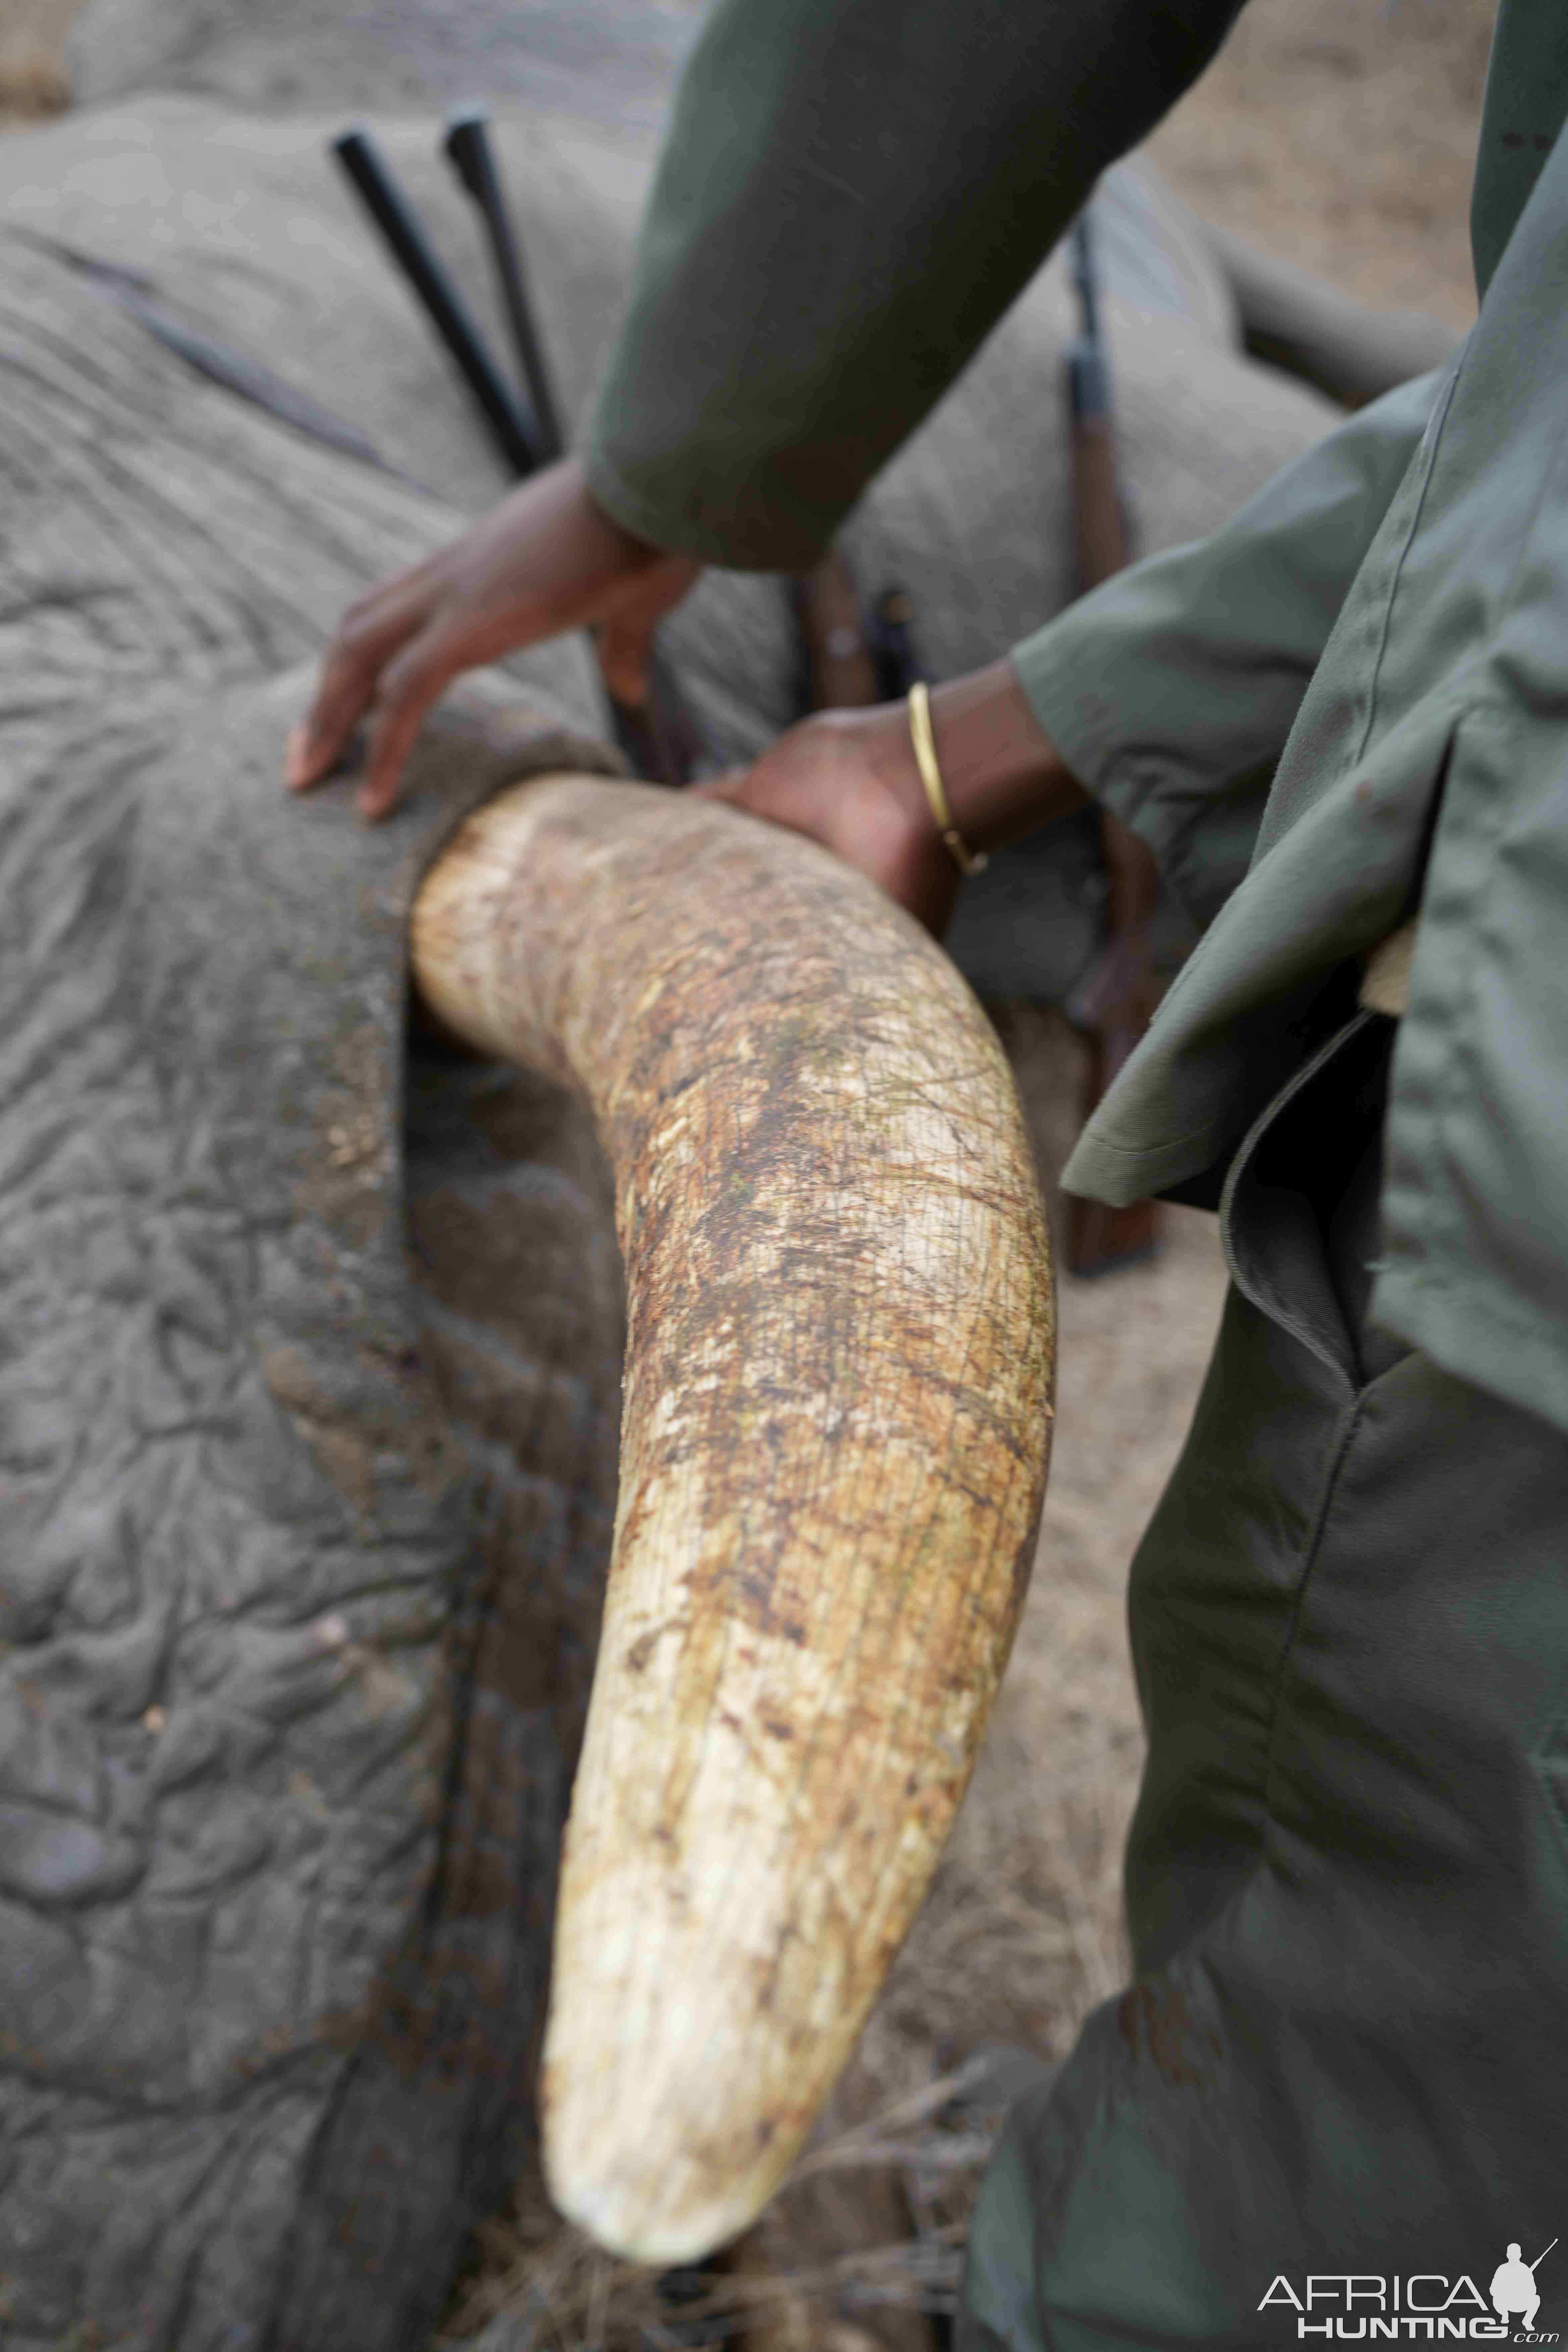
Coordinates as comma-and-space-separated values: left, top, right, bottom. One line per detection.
908, 681, 988, 877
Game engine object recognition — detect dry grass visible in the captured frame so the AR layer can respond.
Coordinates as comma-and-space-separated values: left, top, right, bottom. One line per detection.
438, 2064, 1010, 2351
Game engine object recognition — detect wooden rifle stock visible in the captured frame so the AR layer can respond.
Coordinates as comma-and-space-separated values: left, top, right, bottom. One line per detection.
791, 554, 881, 711
1063, 214, 1162, 1276
792, 555, 926, 716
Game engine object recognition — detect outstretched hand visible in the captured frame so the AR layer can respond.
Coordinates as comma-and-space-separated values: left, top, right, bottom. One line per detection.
285, 456, 699, 820
697, 703, 959, 937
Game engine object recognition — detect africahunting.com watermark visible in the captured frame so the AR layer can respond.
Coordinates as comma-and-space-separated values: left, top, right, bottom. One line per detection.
1259, 2240, 1559, 2341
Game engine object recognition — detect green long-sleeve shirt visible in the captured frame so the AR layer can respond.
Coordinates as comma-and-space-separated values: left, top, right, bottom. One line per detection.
588, 0, 1246, 567
586, 0, 1568, 1435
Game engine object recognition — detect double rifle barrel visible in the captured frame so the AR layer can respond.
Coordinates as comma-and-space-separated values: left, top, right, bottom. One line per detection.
332, 127, 543, 477
330, 118, 697, 786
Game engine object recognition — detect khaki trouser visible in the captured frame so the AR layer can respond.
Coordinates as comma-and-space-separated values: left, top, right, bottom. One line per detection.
960, 1014, 1568, 2350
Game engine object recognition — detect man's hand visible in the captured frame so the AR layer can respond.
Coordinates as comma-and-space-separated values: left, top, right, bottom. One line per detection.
285, 456, 699, 819
698, 703, 960, 935
700, 660, 1090, 934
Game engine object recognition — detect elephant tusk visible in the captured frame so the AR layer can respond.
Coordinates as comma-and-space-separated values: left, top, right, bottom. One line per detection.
410, 775, 1054, 2265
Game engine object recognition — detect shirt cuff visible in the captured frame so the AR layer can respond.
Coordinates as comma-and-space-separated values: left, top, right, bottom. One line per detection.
585, 437, 840, 573
1008, 612, 1270, 936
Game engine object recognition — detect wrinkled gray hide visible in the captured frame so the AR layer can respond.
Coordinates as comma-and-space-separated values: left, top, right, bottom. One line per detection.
0, 676, 627, 2352
1, 7, 1341, 2345
1, 214, 629, 2350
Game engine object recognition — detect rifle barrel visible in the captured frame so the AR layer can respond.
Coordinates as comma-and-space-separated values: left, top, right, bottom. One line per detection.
444, 108, 565, 464
1071, 214, 1101, 351
331, 127, 541, 478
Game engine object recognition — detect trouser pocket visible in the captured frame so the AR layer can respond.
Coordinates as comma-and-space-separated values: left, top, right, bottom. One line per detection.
1220, 1007, 1408, 1388
1123, 1009, 1410, 1974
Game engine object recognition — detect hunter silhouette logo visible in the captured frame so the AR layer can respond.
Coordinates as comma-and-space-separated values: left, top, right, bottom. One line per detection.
1258, 2240, 1560, 2338
1491, 2241, 1556, 2337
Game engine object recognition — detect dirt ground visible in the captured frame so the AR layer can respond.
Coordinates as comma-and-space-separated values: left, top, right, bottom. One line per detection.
1149, 0, 1493, 327
1, 2, 1497, 2344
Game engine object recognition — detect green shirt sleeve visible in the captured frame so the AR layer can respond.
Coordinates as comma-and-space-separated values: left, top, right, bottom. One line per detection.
1011, 368, 1443, 929
587, 0, 1245, 571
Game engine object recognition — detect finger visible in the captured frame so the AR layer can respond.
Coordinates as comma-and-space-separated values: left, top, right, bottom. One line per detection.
595, 609, 656, 711
594, 554, 700, 707
285, 586, 431, 791
354, 629, 463, 822
288, 590, 428, 789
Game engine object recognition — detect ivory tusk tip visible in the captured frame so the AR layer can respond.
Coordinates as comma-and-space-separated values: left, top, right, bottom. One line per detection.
542, 2144, 760, 2268
540, 2042, 804, 2263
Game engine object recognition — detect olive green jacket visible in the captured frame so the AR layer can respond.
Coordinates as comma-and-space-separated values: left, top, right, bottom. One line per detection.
587, 0, 1568, 1435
